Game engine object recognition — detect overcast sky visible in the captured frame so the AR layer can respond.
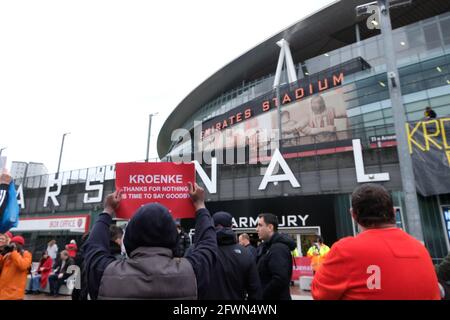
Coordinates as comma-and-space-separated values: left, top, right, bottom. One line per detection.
0, 0, 335, 174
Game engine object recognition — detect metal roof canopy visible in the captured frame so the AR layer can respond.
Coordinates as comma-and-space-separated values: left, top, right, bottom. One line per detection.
157, 0, 450, 158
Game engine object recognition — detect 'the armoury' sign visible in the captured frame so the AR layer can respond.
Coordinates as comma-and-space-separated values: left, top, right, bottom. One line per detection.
407, 117, 450, 196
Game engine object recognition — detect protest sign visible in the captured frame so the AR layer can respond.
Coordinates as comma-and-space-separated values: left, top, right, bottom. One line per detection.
115, 162, 196, 219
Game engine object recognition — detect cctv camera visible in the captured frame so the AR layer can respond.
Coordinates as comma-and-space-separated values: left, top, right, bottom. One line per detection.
388, 72, 397, 87
355, 1, 378, 16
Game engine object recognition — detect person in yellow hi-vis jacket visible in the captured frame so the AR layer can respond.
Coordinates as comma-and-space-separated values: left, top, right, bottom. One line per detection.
307, 236, 330, 273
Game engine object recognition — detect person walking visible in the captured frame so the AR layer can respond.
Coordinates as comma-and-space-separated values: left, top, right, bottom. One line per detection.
256, 213, 296, 300
201, 212, 261, 300
239, 233, 257, 261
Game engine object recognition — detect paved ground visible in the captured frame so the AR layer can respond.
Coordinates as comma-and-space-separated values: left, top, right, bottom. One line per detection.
24, 284, 313, 300
290, 281, 313, 300
24, 293, 71, 300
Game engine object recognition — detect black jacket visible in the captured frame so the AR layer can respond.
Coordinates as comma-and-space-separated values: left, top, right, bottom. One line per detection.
437, 253, 450, 299
53, 257, 75, 280
201, 227, 261, 300
82, 208, 217, 300
257, 233, 296, 300
244, 244, 257, 261
437, 253, 450, 282
174, 230, 191, 257
72, 245, 87, 300
110, 241, 126, 260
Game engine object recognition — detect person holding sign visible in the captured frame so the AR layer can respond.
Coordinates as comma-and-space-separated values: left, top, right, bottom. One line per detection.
82, 183, 217, 300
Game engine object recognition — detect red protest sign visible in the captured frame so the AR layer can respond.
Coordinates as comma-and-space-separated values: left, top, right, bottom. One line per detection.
115, 162, 196, 220
292, 257, 314, 281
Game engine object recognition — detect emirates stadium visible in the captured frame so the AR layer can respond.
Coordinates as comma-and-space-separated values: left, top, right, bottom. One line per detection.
11, 0, 450, 263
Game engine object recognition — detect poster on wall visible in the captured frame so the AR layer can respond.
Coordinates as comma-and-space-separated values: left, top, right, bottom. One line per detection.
274, 88, 351, 147
407, 117, 450, 196
198, 88, 353, 160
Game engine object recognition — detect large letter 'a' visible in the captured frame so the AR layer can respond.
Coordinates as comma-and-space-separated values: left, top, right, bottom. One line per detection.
259, 149, 300, 190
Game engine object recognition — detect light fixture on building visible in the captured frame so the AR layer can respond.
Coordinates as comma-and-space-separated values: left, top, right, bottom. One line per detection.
447, 79, 450, 85
436, 66, 442, 73
324, 53, 330, 57
304, 72, 309, 75
400, 41, 406, 46
379, 81, 386, 87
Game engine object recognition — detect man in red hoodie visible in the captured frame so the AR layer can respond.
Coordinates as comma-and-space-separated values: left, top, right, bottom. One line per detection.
311, 183, 440, 300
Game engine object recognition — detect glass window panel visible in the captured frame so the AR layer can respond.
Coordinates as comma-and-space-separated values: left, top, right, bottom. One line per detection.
363, 110, 383, 122
439, 18, 450, 46
406, 110, 426, 121
405, 100, 429, 113
384, 117, 394, 125
363, 39, 379, 61
364, 119, 385, 127
423, 23, 441, 50
429, 94, 450, 108
433, 104, 450, 117
406, 26, 425, 49
62, 171, 71, 185
382, 108, 393, 118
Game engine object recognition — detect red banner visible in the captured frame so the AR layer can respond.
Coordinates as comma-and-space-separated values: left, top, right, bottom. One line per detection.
115, 162, 196, 220
292, 257, 313, 280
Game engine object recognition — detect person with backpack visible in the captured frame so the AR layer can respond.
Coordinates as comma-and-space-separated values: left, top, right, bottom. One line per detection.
82, 183, 217, 300
201, 211, 261, 300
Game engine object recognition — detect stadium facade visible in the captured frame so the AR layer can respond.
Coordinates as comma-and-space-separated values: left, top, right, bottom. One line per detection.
11, 0, 450, 262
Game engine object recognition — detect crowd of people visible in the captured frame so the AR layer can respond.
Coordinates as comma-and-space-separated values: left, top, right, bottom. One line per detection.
1, 168, 450, 300
0, 230, 80, 299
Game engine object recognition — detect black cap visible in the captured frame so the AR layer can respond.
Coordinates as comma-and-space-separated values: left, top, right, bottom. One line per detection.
212, 211, 233, 228
123, 203, 177, 256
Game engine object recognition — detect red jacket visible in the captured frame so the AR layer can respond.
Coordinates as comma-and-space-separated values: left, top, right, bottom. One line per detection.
311, 228, 440, 300
66, 243, 78, 258
37, 257, 53, 288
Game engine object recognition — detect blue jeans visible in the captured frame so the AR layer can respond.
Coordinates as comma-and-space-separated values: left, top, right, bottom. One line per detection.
30, 275, 42, 292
